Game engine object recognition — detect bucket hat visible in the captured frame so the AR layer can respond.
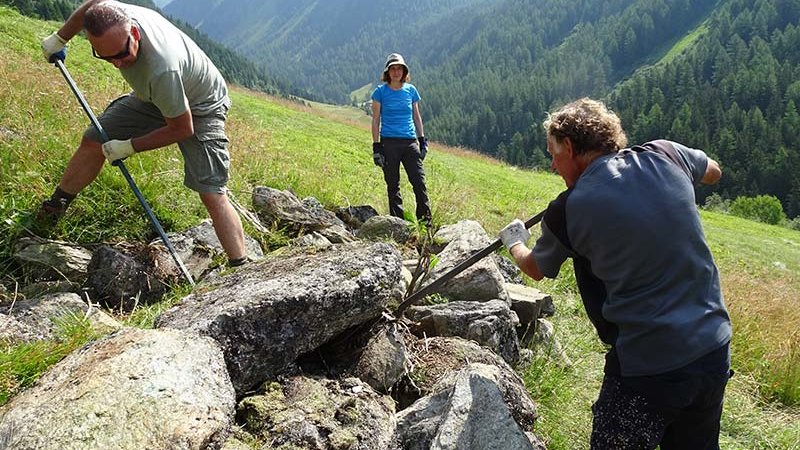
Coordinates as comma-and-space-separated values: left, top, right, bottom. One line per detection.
383, 53, 408, 73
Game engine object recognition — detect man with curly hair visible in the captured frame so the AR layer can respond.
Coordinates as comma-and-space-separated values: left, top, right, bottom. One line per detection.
500, 98, 732, 449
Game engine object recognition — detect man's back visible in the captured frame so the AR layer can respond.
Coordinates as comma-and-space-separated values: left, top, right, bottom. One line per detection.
117, 2, 227, 117
566, 140, 731, 376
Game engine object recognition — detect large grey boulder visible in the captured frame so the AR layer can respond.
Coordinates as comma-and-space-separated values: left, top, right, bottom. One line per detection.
397, 336, 537, 429
0, 328, 235, 450
407, 300, 521, 365
494, 254, 523, 284
86, 244, 174, 311
506, 283, 554, 323
292, 231, 333, 248
13, 237, 92, 282
155, 242, 402, 394
353, 322, 408, 394
357, 215, 412, 244
432, 220, 489, 250
336, 205, 379, 229
252, 187, 344, 234
0, 292, 119, 344
394, 363, 540, 450
154, 220, 264, 279
423, 221, 507, 302
237, 376, 395, 449
295, 321, 407, 395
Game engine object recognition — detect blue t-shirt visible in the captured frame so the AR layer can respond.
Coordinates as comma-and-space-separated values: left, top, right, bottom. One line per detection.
371, 83, 420, 139
533, 140, 732, 377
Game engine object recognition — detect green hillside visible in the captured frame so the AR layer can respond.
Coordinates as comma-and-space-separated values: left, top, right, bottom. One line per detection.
1, 8, 799, 449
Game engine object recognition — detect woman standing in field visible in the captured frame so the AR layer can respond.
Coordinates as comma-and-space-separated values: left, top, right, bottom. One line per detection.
371, 53, 431, 226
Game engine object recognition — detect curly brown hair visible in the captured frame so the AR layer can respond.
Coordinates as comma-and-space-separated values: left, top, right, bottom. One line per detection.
543, 98, 628, 155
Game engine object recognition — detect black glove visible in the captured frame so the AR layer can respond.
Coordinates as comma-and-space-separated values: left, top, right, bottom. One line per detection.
372, 142, 384, 168
419, 136, 428, 161
49, 48, 67, 64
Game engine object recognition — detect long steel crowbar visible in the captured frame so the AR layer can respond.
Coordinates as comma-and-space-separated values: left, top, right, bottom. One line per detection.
51, 51, 195, 285
395, 209, 546, 317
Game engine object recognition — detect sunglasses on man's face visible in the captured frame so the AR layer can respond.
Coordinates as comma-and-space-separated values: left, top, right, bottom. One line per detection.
92, 35, 132, 61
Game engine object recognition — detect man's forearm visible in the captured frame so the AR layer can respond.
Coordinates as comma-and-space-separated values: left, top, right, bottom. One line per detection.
509, 245, 544, 281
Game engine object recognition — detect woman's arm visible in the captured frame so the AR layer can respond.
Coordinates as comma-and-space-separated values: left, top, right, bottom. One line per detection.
412, 102, 425, 138
371, 101, 381, 142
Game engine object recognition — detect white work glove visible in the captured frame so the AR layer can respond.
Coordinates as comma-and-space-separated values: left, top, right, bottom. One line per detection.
41, 32, 67, 62
102, 139, 135, 162
499, 219, 531, 251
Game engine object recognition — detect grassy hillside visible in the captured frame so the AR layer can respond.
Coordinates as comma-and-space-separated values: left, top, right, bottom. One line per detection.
1, 8, 799, 449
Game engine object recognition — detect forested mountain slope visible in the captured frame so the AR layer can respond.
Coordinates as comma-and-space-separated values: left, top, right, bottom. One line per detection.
167, 0, 800, 218
610, 0, 800, 217
165, 0, 496, 102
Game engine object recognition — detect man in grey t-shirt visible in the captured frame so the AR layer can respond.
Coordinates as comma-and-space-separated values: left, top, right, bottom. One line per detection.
39, 0, 247, 266
500, 98, 732, 449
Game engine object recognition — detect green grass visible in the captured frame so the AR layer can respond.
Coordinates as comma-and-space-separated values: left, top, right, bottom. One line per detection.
349, 82, 373, 104
1, 7, 799, 448
0, 312, 99, 405
660, 22, 709, 65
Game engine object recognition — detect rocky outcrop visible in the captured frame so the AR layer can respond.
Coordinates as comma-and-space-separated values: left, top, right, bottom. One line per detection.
423, 221, 507, 302
236, 376, 396, 449
0, 328, 235, 450
357, 215, 413, 244
395, 363, 543, 450
252, 187, 346, 234
0, 292, 119, 344
407, 300, 521, 365
13, 237, 92, 282
2, 195, 557, 450
155, 242, 403, 394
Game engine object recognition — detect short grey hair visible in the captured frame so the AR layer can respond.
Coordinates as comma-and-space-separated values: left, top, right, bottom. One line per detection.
84, 2, 131, 37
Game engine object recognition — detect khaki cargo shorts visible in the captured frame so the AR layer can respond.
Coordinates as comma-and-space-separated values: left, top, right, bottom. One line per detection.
84, 94, 231, 194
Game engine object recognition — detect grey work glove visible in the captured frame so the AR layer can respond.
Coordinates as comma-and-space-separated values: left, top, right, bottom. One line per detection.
102, 139, 135, 163
42, 32, 67, 62
499, 219, 531, 251
372, 142, 385, 168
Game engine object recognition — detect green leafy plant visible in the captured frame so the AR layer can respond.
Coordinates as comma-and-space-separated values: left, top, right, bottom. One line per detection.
730, 195, 787, 225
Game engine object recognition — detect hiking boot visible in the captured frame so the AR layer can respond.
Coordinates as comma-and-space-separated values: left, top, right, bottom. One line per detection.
228, 256, 250, 268
28, 198, 69, 236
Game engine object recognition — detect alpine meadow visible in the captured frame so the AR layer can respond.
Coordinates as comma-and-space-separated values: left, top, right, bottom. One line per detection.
0, 1, 799, 449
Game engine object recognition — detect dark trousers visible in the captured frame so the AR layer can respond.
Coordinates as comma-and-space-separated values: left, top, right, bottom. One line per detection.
591, 346, 732, 449
381, 138, 431, 222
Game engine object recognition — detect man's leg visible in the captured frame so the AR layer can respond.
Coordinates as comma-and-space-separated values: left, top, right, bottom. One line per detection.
38, 95, 163, 224
37, 135, 104, 225
590, 375, 666, 450
659, 372, 729, 450
59, 135, 106, 195
199, 191, 246, 262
